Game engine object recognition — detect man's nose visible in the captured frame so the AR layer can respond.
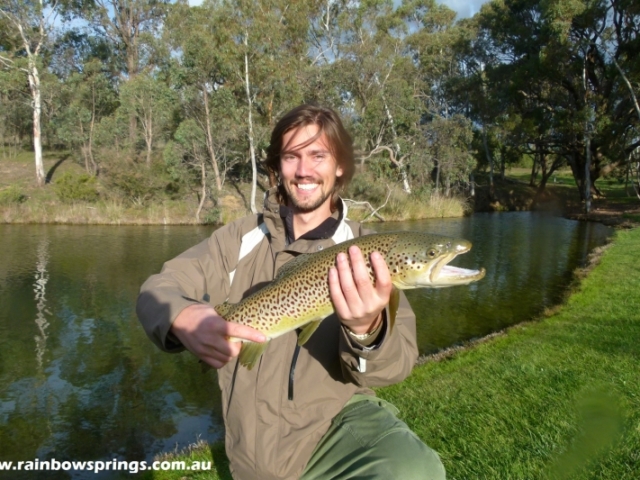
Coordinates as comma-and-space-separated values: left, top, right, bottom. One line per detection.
295, 156, 314, 176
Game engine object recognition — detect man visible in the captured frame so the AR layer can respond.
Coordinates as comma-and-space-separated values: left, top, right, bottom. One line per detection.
137, 105, 446, 480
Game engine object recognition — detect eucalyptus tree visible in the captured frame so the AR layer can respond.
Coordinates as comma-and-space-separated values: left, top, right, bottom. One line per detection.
0, 0, 59, 186
62, 0, 172, 142
226, 0, 311, 212
119, 72, 175, 165
55, 59, 117, 174
165, 119, 209, 221
166, 0, 241, 193
466, 0, 640, 208
312, 0, 419, 193
399, 0, 476, 194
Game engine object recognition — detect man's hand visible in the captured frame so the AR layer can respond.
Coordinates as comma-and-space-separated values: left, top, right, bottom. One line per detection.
171, 304, 266, 369
328, 245, 392, 335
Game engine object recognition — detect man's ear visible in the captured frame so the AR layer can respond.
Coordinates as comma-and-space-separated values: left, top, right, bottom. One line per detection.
336, 165, 344, 178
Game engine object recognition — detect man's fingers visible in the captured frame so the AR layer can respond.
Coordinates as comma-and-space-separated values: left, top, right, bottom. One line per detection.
370, 251, 392, 296
335, 251, 362, 308
328, 265, 350, 316
348, 246, 374, 292
219, 321, 266, 343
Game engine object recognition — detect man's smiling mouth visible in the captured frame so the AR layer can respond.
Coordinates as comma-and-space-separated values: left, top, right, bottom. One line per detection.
296, 183, 319, 191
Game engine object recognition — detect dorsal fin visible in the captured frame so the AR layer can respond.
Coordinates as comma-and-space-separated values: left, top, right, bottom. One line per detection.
214, 301, 234, 319
275, 253, 313, 279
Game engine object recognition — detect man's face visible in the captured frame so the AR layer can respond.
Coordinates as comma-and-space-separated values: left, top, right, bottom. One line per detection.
279, 124, 343, 214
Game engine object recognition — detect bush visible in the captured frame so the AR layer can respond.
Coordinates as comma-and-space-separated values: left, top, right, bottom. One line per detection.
53, 172, 99, 203
0, 185, 27, 205
104, 159, 183, 206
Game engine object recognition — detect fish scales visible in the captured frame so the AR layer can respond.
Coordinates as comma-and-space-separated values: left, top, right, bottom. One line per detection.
215, 232, 486, 369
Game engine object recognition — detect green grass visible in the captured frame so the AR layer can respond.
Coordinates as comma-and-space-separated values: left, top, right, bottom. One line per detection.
144, 227, 640, 479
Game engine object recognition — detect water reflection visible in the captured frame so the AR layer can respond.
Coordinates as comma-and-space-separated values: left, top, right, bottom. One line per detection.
0, 225, 222, 479
0, 216, 611, 476
374, 213, 612, 353
34, 238, 50, 372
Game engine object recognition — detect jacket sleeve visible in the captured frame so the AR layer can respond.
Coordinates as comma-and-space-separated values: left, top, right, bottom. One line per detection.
136, 225, 237, 353
338, 290, 418, 387
337, 223, 419, 387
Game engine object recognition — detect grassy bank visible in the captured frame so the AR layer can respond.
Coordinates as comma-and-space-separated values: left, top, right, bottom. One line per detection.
140, 226, 640, 480
0, 153, 469, 224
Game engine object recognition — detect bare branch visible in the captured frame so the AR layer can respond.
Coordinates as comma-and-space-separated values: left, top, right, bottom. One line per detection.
360, 145, 408, 168
343, 185, 392, 222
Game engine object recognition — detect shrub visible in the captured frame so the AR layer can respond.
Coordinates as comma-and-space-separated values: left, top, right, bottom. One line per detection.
53, 172, 99, 203
0, 185, 27, 205
104, 159, 183, 206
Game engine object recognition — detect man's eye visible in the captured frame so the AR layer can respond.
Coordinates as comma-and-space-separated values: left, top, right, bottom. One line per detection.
314, 155, 326, 162
282, 155, 296, 162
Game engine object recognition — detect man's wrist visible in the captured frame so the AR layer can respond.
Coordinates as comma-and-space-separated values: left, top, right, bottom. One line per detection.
345, 312, 383, 338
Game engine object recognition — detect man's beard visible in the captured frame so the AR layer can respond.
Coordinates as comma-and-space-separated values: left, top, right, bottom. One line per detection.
283, 181, 333, 213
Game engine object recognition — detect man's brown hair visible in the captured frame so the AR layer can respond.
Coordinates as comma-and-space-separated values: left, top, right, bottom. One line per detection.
264, 104, 355, 207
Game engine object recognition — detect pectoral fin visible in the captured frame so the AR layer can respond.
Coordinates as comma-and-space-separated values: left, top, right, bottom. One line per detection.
388, 286, 399, 332
239, 340, 269, 370
297, 320, 322, 346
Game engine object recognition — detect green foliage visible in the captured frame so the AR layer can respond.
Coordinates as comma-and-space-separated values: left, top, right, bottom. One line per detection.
202, 208, 221, 225
378, 228, 640, 479
2, 0, 637, 210
53, 172, 100, 203
0, 185, 27, 205
103, 160, 181, 206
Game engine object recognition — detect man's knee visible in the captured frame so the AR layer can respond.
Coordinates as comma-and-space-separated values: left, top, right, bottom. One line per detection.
373, 428, 446, 480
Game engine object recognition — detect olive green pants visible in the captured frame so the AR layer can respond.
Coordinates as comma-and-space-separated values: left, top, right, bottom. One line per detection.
301, 394, 446, 480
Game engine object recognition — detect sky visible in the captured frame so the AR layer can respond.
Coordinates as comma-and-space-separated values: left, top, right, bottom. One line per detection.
439, 0, 489, 19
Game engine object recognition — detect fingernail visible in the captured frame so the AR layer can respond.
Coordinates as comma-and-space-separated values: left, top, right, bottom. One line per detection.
337, 253, 346, 263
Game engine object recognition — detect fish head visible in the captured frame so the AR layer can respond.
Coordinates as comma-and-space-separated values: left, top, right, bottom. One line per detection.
385, 233, 486, 289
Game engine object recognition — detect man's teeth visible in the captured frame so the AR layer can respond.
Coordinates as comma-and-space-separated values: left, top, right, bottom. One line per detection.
297, 184, 318, 191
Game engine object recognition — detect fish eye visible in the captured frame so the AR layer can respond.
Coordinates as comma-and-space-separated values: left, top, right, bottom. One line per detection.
427, 249, 436, 258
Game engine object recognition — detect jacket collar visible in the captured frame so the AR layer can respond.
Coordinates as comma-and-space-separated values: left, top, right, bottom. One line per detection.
261, 187, 349, 249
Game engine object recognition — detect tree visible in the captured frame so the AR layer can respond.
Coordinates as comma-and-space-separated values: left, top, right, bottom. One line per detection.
166, 1, 240, 193
119, 73, 175, 165
165, 119, 210, 222
55, 59, 116, 174
228, 0, 310, 212
0, 0, 59, 186
64, 0, 171, 141
459, 0, 640, 208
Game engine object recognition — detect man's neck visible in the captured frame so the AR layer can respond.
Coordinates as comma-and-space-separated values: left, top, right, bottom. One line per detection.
291, 204, 333, 240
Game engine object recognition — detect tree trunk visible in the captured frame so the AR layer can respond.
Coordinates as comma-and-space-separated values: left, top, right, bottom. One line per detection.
144, 108, 153, 165
482, 123, 493, 189
127, 50, 139, 144
380, 93, 411, 193
28, 59, 45, 187
584, 131, 592, 213
203, 86, 222, 192
196, 156, 207, 222
244, 32, 258, 214
89, 83, 97, 175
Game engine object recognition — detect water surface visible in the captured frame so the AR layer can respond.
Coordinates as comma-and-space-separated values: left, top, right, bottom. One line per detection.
0, 215, 612, 476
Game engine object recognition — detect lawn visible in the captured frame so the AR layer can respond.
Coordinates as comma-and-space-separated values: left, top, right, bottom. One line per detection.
141, 226, 640, 479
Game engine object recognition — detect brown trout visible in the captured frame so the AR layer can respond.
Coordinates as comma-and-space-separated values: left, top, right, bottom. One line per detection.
215, 232, 486, 370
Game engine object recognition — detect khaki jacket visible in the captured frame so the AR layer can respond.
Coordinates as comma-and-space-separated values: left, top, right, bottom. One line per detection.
137, 188, 418, 480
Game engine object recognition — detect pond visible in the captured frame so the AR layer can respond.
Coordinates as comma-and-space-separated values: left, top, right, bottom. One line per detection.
0, 213, 612, 477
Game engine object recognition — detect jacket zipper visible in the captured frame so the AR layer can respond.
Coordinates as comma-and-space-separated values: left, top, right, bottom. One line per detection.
288, 343, 301, 401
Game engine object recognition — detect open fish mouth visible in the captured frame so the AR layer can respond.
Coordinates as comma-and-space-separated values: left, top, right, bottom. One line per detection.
429, 252, 486, 285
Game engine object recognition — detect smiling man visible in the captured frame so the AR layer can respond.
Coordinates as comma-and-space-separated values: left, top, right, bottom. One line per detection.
137, 105, 446, 480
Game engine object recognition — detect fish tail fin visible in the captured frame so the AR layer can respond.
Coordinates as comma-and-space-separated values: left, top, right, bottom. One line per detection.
388, 286, 399, 332
239, 340, 269, 370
